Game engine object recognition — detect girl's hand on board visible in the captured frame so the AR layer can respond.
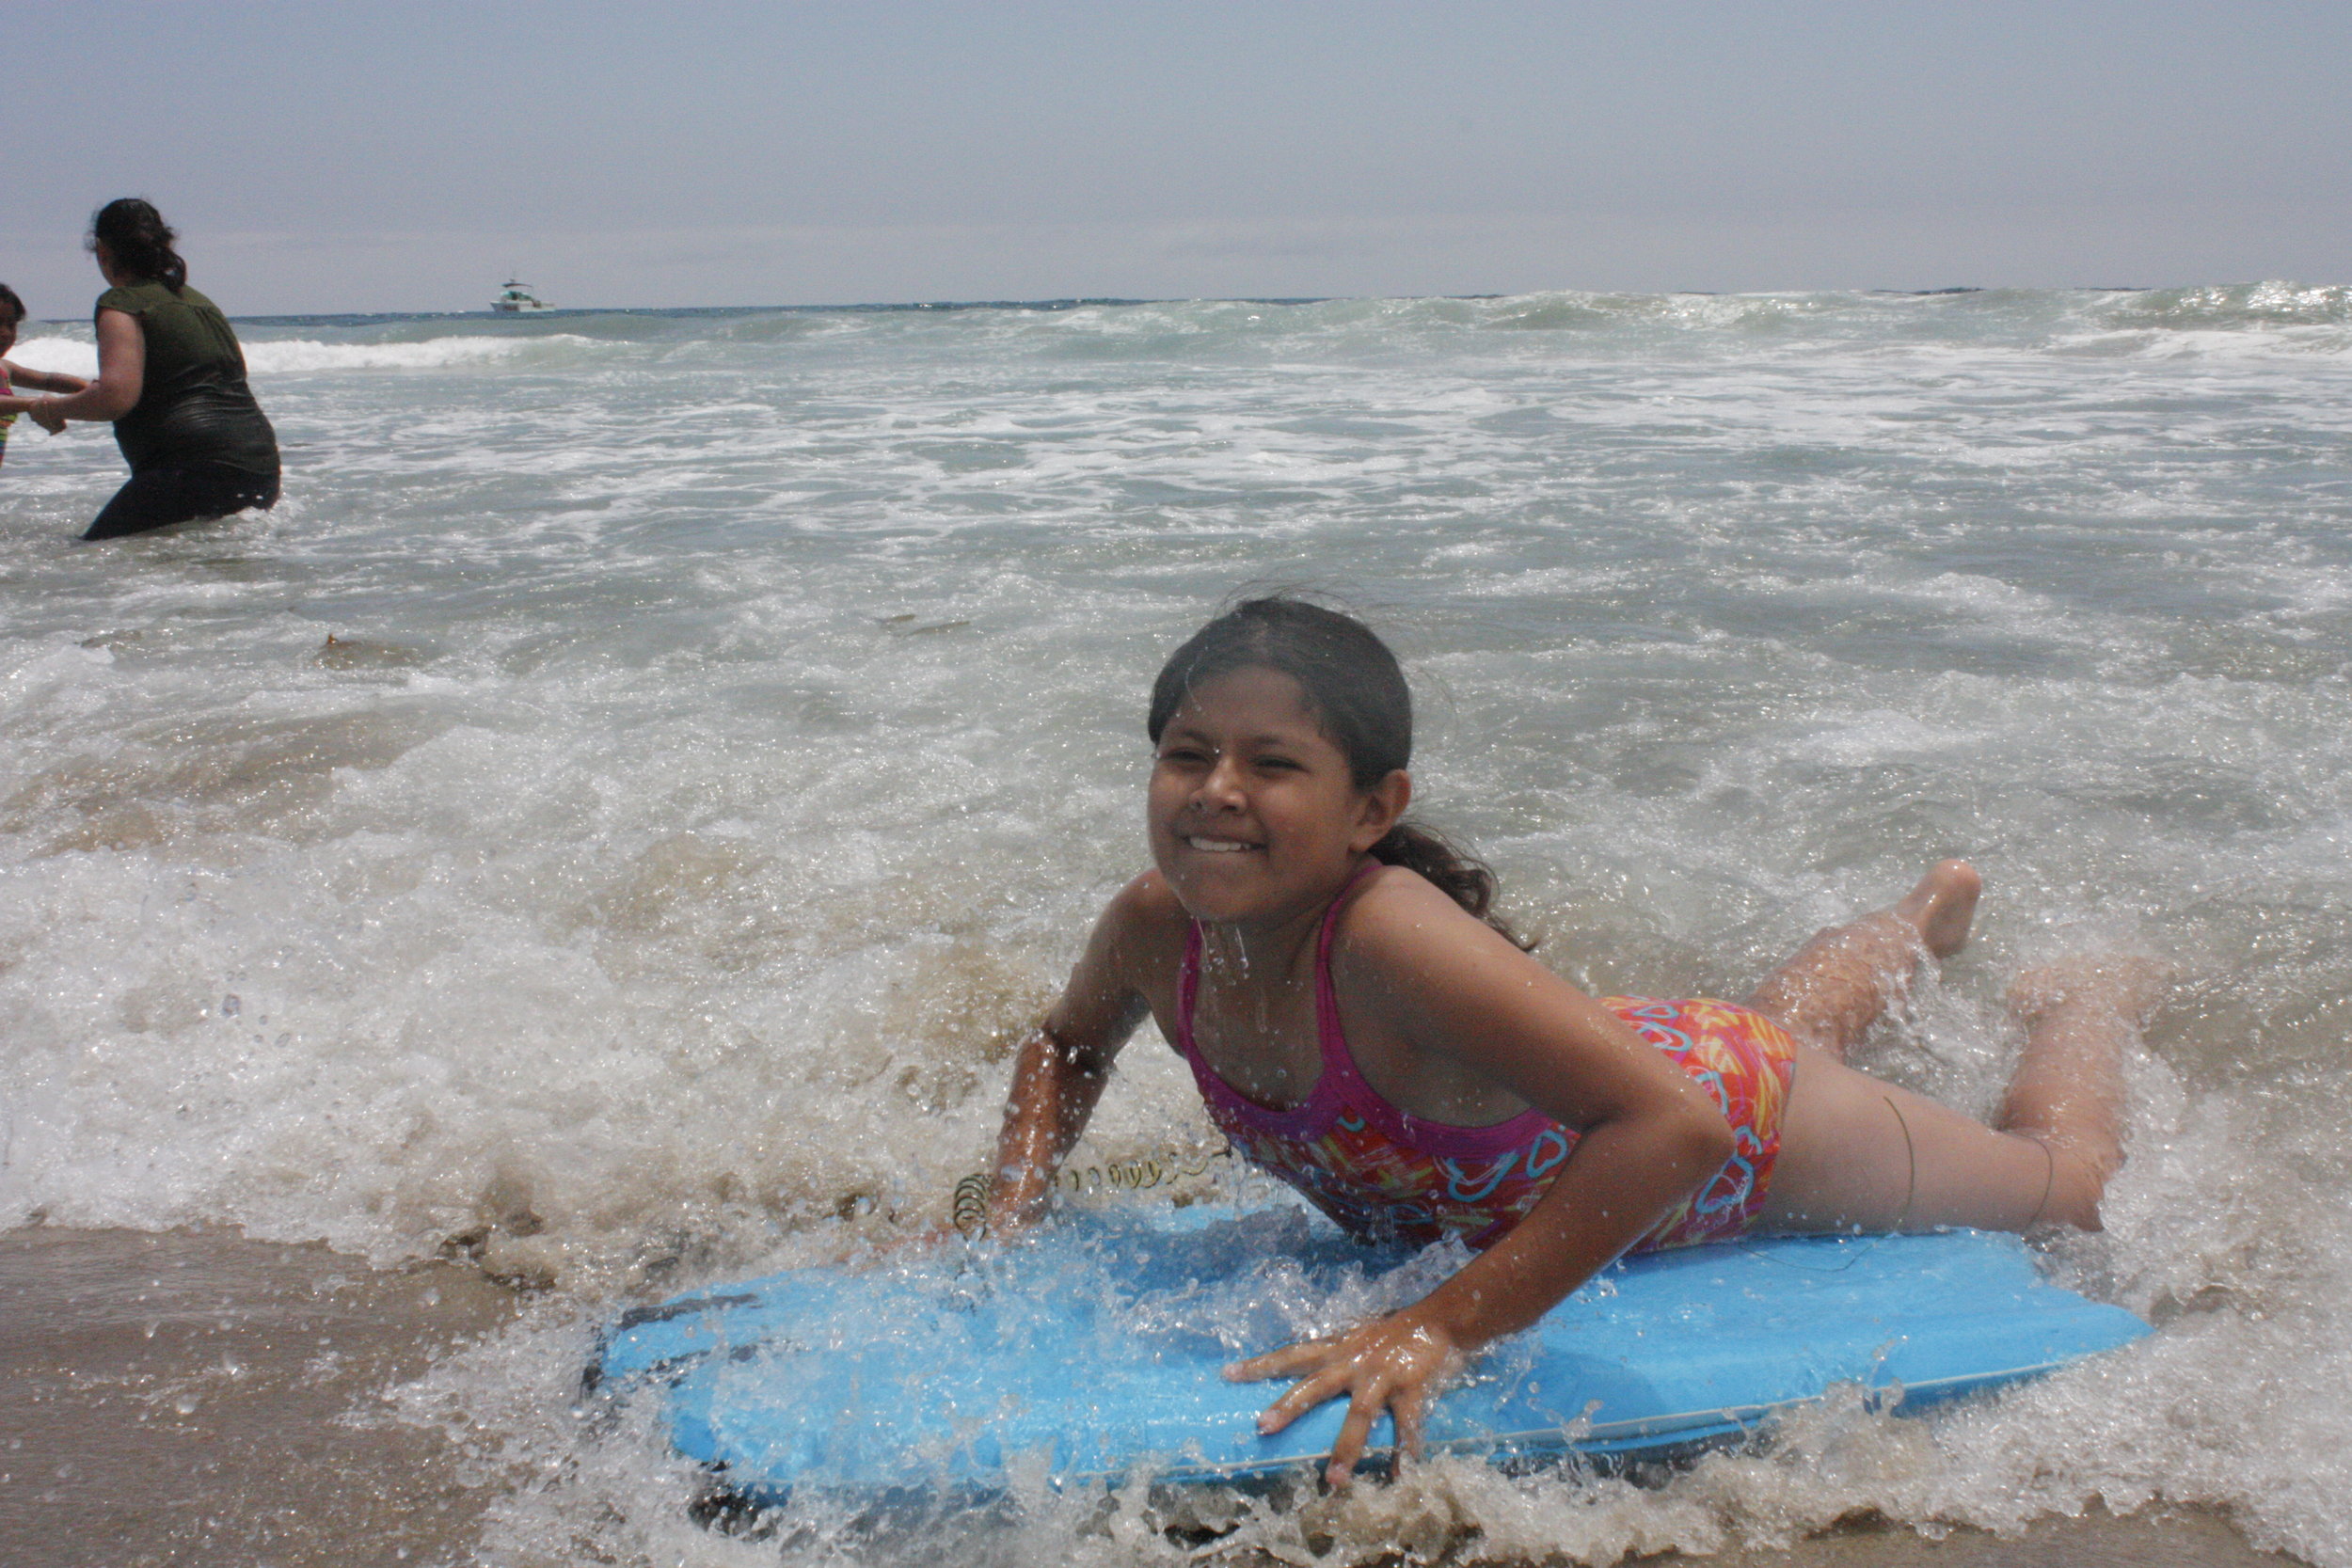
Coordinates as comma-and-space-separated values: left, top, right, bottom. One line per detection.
1226, 1305, 1467, 1488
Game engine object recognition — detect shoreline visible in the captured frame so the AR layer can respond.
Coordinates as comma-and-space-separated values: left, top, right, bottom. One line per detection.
0, 1225, 2304, 1568
0, 1225, 518, 1568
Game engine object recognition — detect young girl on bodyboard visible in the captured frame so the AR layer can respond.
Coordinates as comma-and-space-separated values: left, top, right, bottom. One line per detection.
984, 595, 2160, 1488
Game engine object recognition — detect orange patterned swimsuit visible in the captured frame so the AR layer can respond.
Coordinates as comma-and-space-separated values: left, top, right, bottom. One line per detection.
1172, 880, 1800, 1253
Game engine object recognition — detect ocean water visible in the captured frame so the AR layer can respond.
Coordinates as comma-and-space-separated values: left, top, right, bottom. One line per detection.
2, 285, 2349, 1566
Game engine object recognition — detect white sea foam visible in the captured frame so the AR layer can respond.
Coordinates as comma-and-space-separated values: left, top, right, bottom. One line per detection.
7, 334, 97, 379
5, 330, 595, 382
4, 288, 2350, 1564
240, 335, 573, 372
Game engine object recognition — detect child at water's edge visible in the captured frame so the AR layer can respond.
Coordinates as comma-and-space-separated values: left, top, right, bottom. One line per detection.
983, 595, 2163, 1488
0, 285, 90, 467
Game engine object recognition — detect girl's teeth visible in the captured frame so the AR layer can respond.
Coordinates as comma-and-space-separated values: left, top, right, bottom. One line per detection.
1189, 837, 1248, 852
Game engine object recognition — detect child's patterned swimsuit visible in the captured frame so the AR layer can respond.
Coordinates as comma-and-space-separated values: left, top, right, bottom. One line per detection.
1171, 869, 1799, 1252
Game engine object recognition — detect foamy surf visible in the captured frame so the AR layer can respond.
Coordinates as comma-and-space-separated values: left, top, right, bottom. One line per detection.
2, 287, 2348, 1566
5, 330, 598, 381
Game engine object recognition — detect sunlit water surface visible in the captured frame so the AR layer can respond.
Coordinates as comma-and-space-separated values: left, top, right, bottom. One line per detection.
3, 286, 2350, 1565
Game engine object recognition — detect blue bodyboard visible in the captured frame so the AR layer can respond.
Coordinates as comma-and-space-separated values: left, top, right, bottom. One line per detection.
594, 1204, 2147, 1502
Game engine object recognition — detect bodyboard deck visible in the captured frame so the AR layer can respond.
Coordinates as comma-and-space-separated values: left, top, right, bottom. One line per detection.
593, 1203, 2147, 1502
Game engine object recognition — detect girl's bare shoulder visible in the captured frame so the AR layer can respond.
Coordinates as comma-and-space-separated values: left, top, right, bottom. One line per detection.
1334, 863, 1547, 987
1092, 869, 1193, 971
1104, 867, 1188, 925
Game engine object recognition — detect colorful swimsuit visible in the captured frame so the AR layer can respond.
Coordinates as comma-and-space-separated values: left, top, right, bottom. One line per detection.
1171, 876, 1799, 1253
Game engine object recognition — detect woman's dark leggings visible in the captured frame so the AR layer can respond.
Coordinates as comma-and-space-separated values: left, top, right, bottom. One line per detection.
84, 464, 280, 540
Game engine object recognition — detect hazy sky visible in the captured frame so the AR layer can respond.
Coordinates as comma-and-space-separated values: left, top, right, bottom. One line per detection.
2, 1, 2345, 315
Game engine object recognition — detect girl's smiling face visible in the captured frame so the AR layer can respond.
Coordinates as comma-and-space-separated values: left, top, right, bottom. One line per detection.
1148, 665, 1407, 926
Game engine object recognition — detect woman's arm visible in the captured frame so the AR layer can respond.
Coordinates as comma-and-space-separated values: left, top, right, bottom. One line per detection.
23, 309, 143, 432
983, 877, 1160, 1232
1232, 878, 1734, 1484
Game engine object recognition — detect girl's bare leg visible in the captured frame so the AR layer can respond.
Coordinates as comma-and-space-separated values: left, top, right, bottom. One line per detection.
1744, 860, 1982, 1059
1991, 954, 2167, 1227
1761, 951, 2166, 1235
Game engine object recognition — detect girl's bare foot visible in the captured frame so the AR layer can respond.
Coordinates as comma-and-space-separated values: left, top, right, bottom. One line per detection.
1893, 859, 1981, 960
1745, 860, 1980, 1059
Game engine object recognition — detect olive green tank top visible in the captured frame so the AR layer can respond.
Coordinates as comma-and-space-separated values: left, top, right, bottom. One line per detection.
96, 280, 278, 477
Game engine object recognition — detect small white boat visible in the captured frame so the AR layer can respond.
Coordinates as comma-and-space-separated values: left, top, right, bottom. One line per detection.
491, 278, 554, 313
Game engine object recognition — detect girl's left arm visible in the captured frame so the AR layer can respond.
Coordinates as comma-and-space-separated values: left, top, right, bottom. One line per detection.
1230, 883, 1734, 1486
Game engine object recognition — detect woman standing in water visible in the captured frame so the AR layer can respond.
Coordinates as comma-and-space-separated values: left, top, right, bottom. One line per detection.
0, 198, 279, 540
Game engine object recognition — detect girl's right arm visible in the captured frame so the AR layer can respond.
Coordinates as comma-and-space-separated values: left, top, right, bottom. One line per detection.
1, 362, 91, 395
984, 877, 1162, 1233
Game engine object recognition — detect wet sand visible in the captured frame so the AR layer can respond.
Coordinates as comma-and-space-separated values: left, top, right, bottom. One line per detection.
0, 1226, 2305, 1568
0, 1227, 518, 1568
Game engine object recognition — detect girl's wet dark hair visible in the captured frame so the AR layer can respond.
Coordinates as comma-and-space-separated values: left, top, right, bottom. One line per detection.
0, 284, 23, 325
1148, 596, 1532, 947
88, 198, 187, 293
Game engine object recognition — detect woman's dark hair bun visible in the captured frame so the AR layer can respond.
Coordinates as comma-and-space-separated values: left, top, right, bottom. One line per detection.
88, 198, 187, 293
1150, 594, 1532, 948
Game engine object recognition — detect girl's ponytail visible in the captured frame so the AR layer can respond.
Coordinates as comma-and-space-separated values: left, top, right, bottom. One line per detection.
1369, 820, 1534, 950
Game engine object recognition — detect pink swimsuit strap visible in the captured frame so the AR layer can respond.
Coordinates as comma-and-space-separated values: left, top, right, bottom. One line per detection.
1174, 862, 1553, 1160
